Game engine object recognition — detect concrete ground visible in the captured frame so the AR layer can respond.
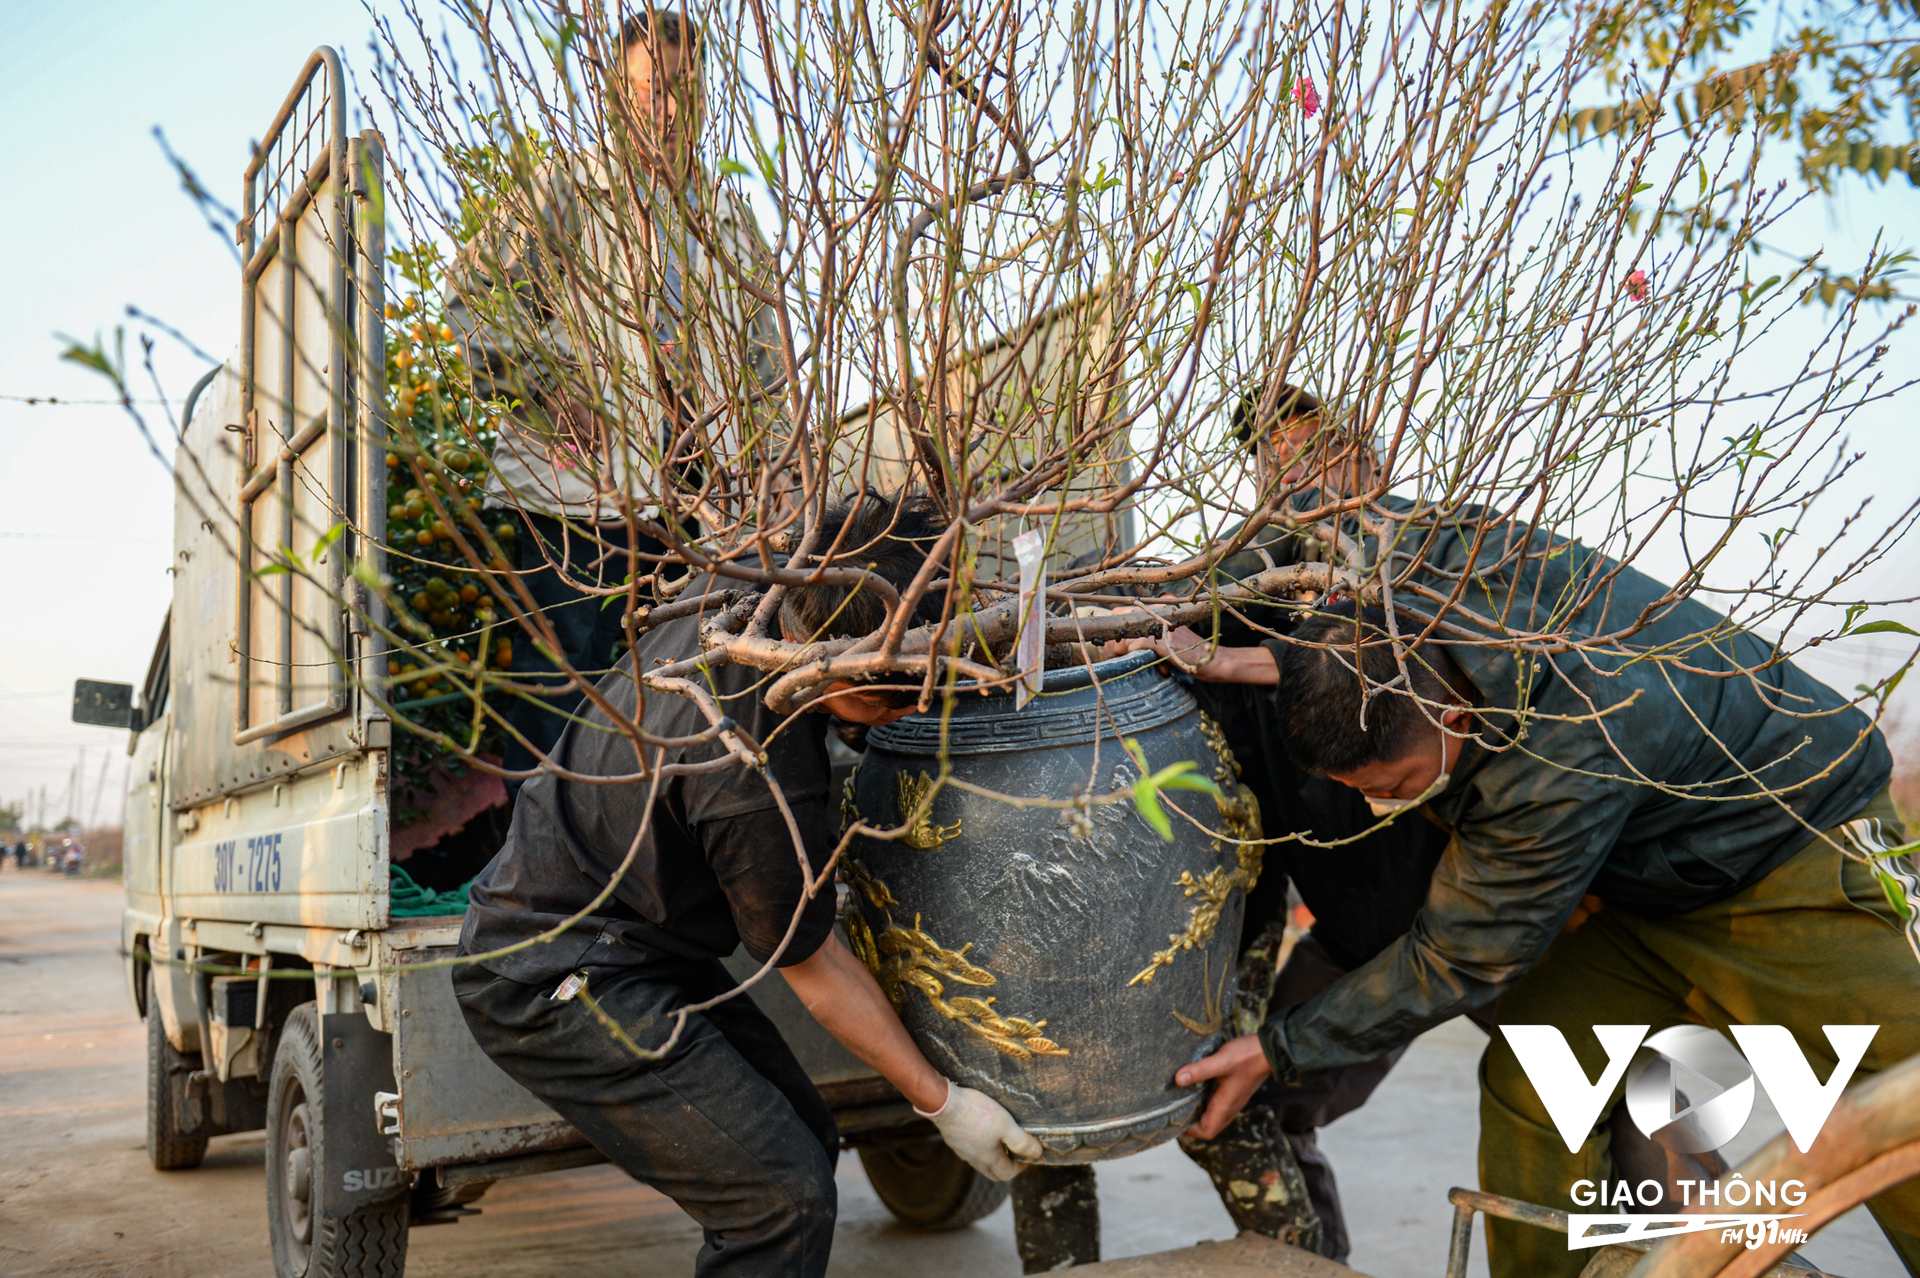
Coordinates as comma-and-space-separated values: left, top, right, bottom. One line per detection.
0, 869, 1904, 1278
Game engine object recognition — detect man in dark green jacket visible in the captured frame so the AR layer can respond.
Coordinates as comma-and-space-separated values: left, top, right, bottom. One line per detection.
1117, 508, 1919, 1277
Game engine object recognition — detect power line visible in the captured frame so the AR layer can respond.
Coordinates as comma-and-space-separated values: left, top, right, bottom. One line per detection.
0, 740, 122, 751
0, 531, 169, 545
0, 394, 170, 406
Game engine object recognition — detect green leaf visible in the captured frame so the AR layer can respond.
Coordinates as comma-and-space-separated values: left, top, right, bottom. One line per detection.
1857, 665, 1910, 706
57, 329, 127, 386
1121, 743, 1220, 841
1874, 864, 1914, 921
1848, 620, 1919, 637
1131, 783, 1173, 840
751, 139, 780, 188
312, 522, 347, 560
601, 571, 635, 609
718, 157, 752, 179
352, 559, 389, 592
1144, 760, 1221, 796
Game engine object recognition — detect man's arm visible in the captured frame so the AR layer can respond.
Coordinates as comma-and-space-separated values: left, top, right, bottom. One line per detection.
784, 934, 1041, 1180
1179, 777, 1634, 1138
1270, 787, 1630, 1059
692, 784, 1042, 1179
1104, 624, 1278, 683
781, 933, 946, 1111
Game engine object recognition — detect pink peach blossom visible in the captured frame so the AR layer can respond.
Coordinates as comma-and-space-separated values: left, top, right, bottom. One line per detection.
1293, 76, 1320, 118
1625, 269, 1649, 301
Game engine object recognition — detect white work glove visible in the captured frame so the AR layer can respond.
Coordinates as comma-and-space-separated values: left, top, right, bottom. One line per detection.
916, 1080, 1043, 1181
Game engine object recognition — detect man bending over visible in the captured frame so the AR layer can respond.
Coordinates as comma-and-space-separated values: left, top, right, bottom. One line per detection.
455, 491, 1038, 1277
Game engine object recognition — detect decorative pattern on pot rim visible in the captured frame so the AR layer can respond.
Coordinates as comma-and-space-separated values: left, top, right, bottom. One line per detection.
867, 671, 1191, 755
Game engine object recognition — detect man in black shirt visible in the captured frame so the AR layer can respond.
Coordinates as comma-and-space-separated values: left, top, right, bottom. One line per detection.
455, 492, 1040, 1277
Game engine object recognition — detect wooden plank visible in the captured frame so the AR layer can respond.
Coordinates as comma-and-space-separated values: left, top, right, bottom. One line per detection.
1067, 1232, 1377, 1277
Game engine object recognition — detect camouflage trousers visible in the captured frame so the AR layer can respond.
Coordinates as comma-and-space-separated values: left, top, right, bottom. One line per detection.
1010, 926, 1403, 1272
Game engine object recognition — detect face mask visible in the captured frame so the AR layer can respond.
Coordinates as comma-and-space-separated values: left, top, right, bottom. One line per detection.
1364, 771, 1451, 818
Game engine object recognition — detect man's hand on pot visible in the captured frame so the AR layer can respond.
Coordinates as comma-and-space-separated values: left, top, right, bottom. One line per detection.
917, 1081, 1044, 1180
1102, 624, 1278, 685
1176, 1033, 1273, 1139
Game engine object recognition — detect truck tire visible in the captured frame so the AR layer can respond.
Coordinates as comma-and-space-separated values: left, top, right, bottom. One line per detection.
266, 1004, 409, 1278
146, 970, 209, 1170
858, 1139, 1010, 1230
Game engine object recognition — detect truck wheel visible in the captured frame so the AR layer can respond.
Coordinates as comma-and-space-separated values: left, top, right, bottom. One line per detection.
266, 1004, 409, 1278
858, 1139, 1010, 1230
146, 970, 208, 1170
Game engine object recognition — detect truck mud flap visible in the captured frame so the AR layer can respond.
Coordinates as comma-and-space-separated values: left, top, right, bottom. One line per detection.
182, 1071, 269, 1137
320, 1012, 407, 1216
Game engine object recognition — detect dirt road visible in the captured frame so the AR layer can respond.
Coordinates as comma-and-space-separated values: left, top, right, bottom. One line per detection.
1, 868, 1899, 1277
0, 869, 1237, 1278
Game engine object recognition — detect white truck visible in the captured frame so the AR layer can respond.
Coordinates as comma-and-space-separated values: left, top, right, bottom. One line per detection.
72, 46, 1001, 1278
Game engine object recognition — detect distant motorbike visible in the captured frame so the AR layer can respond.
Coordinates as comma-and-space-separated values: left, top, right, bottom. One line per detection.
63, 848, 83, 877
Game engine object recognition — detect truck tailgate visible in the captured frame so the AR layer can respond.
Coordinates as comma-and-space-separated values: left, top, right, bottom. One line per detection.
387, 946, 581, 1169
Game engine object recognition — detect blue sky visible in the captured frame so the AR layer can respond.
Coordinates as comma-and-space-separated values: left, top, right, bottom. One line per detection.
0, 0, 371, 820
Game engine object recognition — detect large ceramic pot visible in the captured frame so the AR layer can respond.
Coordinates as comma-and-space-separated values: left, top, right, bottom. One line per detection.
844, 651, 1263, 1163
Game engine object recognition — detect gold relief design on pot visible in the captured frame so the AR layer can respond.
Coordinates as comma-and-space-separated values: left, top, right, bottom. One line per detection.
844, 901, 883, 972
839, 771, 861, 837
842, 859, 1069, 1060
1198, 712, 1242, 783
1199, 712, 1263, 852
1171, 951, 1231, 1037
1130, 861, 1247, 987
896, 771, 962, 850
842, 857, 897, 913
1130, 713, 1267, 988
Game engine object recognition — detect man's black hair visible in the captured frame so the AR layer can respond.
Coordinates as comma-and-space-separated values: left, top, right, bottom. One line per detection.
781, 490, 945, 645
1273, 601, 1467, 774
620, 8, 701, 53
1230, 380, 1323, 451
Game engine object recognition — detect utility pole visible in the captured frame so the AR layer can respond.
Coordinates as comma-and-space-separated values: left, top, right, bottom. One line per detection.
88, 750, 111, 829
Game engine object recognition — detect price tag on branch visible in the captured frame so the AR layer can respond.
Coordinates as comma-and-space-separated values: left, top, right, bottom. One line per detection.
1013, 529, 1047, 709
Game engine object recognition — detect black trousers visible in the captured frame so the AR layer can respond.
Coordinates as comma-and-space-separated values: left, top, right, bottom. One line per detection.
500, 512, 664, 798
452, 960, 840, 1277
